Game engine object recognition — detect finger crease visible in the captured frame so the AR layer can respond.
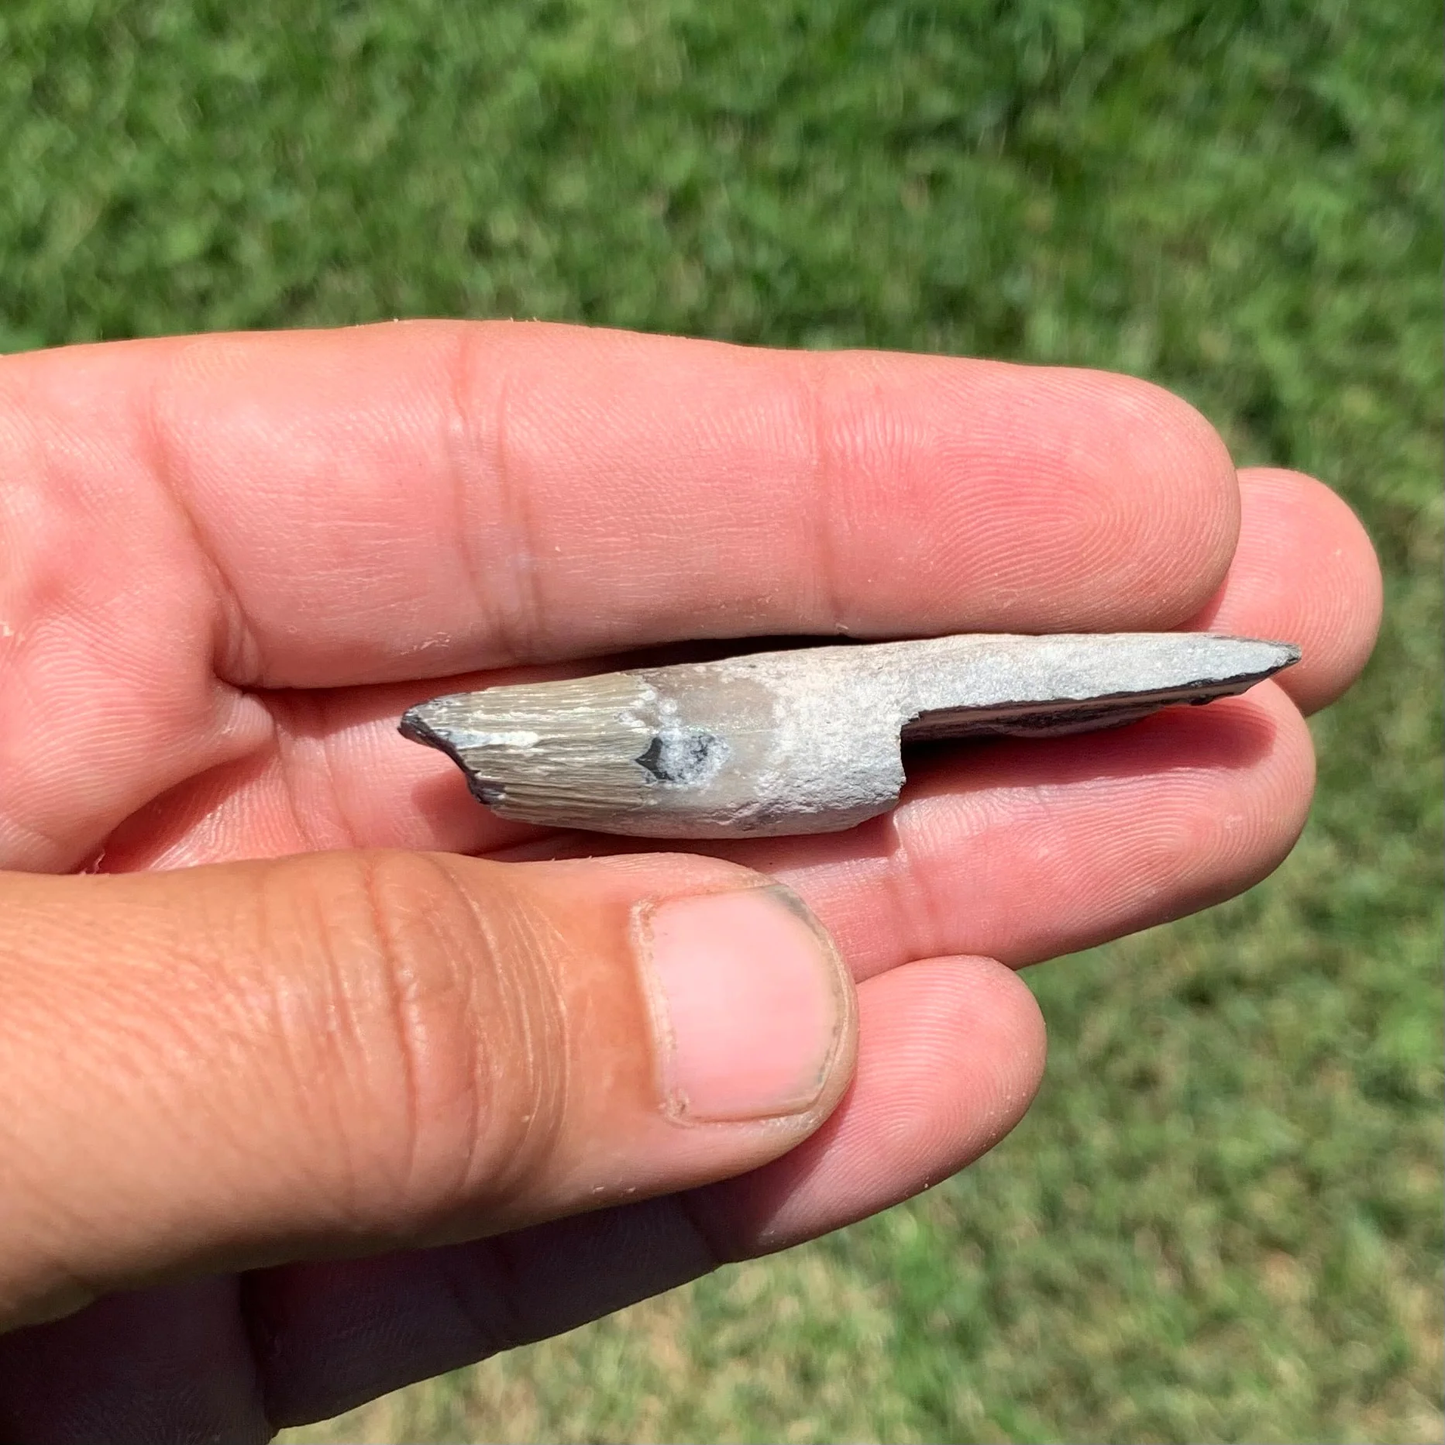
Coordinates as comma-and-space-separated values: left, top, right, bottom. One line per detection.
442, 1235, 543, 1358
454, 882, 569, 1211
799, 351, 849, 634
269, 693, 356, 852
357, 857, 427, 1203
670, 1189, 734, 1270
144, 353, 265, 688
882, 807, 951, 963
447, 332, 543, 668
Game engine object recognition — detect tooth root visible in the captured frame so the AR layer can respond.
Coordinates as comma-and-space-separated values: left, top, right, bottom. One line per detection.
399, 633, 1299, 839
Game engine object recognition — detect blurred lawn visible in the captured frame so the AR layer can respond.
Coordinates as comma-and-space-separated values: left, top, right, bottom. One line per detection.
2, 1, 1440, 1441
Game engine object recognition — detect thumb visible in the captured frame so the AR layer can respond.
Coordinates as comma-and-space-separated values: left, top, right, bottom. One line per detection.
0, 850, 855, 1328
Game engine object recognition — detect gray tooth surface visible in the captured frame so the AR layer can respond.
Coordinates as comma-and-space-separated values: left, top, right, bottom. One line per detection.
400, 633, 1300, 839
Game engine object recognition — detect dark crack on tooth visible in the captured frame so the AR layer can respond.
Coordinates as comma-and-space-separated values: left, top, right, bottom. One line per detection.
635, 729, 725, 786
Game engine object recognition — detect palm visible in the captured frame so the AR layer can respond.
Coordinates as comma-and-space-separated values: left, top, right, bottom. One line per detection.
0, 324, 1377, 1439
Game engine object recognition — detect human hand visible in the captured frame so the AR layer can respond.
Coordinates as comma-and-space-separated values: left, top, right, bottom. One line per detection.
0, 324, 1380, 1440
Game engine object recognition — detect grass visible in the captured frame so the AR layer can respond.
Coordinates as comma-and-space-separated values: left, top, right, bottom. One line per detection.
2, 1, 1440, 1439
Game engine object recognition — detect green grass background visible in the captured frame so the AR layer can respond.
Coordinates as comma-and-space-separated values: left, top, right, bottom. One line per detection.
2, 1, 1439, 1440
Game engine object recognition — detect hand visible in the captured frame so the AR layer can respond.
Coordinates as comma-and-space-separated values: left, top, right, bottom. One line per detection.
0, 324, 1380, 1440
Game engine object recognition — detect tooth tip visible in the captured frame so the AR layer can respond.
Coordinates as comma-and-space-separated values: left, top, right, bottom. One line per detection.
398, 704, 444, 747
1204, 635, 1299, 676
1249, 637, 1302, 672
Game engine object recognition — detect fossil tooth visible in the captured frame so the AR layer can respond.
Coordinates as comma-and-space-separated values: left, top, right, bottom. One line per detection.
399, 633, 1300, 839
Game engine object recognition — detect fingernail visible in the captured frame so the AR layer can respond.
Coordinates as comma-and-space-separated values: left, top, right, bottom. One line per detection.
637, 885, 849, 1123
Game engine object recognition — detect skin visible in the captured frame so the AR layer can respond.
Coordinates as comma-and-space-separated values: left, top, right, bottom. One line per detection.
0, 323, 1381, 1442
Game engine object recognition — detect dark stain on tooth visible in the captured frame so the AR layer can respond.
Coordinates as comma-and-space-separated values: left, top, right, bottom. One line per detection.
635, 729, 726, 786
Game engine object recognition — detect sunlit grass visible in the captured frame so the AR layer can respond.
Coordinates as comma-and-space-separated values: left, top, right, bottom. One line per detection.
3, 1, 1438, 1439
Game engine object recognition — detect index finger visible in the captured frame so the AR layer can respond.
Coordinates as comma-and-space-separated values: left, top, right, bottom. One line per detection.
2, 321, 1239, 689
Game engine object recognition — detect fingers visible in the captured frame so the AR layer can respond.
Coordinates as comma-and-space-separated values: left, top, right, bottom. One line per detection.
108, 677, 1317, 988
751, 680, 1315, 979
690, 956, 1045, 1252
0, 326, 1244, 871
217, 958, 1043, 1431
92, 464, 1369, 876
1187, 468, 1382, 714
0, 1281, 269, 1445
2, 323, 1240, 694
0, 956, 1039, 1439
0, 852, 855, 1329
492, 681, 1313, 982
